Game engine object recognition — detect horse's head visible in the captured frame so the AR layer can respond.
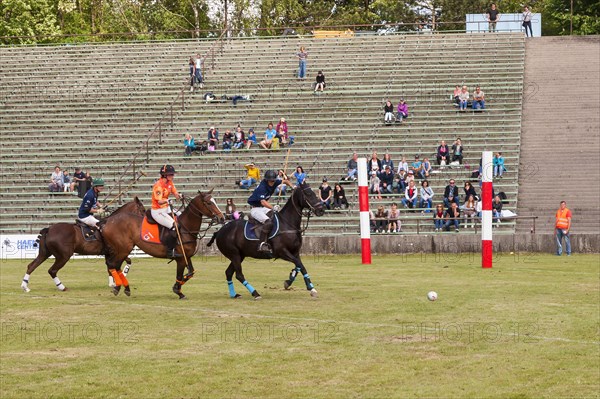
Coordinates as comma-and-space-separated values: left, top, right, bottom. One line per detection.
188, 189, 225, 224
295, 182, 325, 216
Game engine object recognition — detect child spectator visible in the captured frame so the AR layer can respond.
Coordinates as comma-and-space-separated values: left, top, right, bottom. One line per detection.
458, 86, 469, 111
462, 195, 477, 228
333, 183, 349, 210
493, 152, 505, 178
396, 98, 409, 123
319, 178, 333, 209
402, 180, 418, 209
314, 71, 325, 93
384, 99, 394, 123
293, 166, 306, 186
233, 126, 245, 149
62, 170, 72, 192
246, 129, 257, 149
472, 87, 485, 110
48, 165, 64, 192
451, 138, 464, 164
420, 180, 434, 213
444, 202, 461, 232
436, 140, 450, 166
433, 204, 445, 232
387, 203, 401, 233
369, 171, 382, 200
184, 133, 196, 156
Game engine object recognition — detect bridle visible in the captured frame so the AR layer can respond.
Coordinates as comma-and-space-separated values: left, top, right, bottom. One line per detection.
178, 194, 222, 240
290, 185, 322, 234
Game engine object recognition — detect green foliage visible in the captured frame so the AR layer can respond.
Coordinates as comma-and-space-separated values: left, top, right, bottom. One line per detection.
0, 0, 61, 44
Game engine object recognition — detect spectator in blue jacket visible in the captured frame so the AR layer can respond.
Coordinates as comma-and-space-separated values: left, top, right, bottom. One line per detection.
493, 152, 506, 178
184, 133, 196, 156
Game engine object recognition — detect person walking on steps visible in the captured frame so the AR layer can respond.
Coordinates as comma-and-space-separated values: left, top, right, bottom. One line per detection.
247, 170, 293, 253
151, 165, 183, 258
77, 178, 106, 228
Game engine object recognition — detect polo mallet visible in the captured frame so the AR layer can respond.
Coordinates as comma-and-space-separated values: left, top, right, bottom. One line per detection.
103, 170, 147, 209
170, 205, 190, 270
277, 148, 292, 203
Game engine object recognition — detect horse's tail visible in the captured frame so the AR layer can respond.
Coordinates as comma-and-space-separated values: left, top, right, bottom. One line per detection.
206, 231, 219, 247
36, 228, 50, 255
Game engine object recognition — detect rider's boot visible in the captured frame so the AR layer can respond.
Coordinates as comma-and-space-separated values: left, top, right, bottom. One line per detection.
258, 218, 274, 253
166, 228, 183, 258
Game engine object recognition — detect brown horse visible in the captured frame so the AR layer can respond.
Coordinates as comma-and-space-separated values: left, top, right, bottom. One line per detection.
21, 197, 145, 293
101, 190, 224, 299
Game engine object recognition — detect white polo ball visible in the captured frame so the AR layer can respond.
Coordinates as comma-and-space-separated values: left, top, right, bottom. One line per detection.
427, 291, 438, 301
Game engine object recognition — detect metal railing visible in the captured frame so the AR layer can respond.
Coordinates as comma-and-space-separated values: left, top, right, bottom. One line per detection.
369, 215, 538, 234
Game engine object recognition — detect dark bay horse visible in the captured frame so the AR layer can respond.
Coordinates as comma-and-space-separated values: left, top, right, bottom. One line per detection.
207, 182, 325, 300
101, 190, 224, 299
21, 197, 145, 293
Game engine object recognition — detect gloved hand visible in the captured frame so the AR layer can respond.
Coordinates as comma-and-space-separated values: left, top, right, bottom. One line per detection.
168, 199, 174, 206
273, 205, 280, 212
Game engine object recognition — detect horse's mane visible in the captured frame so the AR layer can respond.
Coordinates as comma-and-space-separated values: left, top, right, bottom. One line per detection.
109, 197, 145, 217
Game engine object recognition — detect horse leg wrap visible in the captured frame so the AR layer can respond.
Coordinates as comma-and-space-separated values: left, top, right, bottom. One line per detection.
183, 272, 194, 283
227, 280, 237, 298
117, 271, 129, 287
110, 270, 123, 286
303, 273, 314, 290
289, 267, 301, 283
242, 280, 256, 294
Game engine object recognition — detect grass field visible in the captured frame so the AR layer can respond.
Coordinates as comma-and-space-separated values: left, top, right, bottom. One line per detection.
1, 253, 599, 398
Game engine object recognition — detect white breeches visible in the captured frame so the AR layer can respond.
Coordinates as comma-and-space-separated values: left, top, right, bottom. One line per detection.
151, 208, 174, 229
250, 207, 270, 223
78, 215, 100, 227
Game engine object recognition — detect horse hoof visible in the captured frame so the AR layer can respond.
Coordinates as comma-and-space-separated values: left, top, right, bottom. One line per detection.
233, 294, 242, 299
124, 286, 131, 297
254, 295, 262, 300
310, 288, 318, 298
22, 285, 31, 293
178, 294, 187, 300
283, 280, 291, 290
112, 286, 121, 296
62, 287, 68, 292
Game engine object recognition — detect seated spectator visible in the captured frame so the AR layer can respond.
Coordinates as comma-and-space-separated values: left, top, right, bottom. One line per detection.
420, 180, 434, 213
433, 204, 445, 232
436, 140, 450, 166
275, 126, 288, 146
222, 130, 233, 151
458, 85, 469, 111
394, 169, 407, 194
419, 157, 432, 180
443, 179, 460, 208
71, 167, 86, 193
184, 133, 196, 156
405, 170, 415, 186
369, 151, 382, 173
225, 198, 238, 221
275, 170, 289, 196
444, 202, 461, 232
493, 152, 505, 178
472, 86, 485, 110
463, 181, 479, 202
196, 140, 208, 155
402, 180, 418, 209
396, 98, 409, 123
314, 71, 325, 93
276, 117, 288, 137
452, 85, 461, 104
379, 165, 394, 194
387, 203, 401, 233
48, 165, 64, 192
62, 170, 72, 192
373, 206, 388, 233
208, 126, 219, 151
319, 178, 333, 210
233, 126, 246, 150
461, 195, 477, 228
384, 99, 394, 123
369, 171, 382, 200
343, 152, 358, 181
382, 152, 394, 171
397, 156, 408, 175
259, 123, 277, 149
293, 166, 307, 186
410, 155, 422, 176
451, 138, 464, 164
238, 162, 260, 189
493, 195, 503, 224
246, 129, 257, 149
333, 183, 349, 210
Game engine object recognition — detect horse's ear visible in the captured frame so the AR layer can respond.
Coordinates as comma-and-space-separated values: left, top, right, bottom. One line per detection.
207, 188, 214, 195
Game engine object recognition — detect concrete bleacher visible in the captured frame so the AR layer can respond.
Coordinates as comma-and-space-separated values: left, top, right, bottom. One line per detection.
0, 32, 525, 235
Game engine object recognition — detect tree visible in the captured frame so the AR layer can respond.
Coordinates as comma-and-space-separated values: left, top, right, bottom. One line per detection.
0, 0, 61, 44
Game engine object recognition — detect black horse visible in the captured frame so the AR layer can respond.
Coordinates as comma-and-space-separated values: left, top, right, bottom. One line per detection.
207, 182, 325, 299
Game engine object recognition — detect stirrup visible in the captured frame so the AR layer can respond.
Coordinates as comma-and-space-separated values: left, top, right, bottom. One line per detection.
167, 248, 183, 258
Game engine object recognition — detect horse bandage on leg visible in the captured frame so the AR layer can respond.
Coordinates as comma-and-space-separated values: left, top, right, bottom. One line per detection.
242, 280, 256, 294
117, 271, 129, 287
303, 273, 314, 290
227, 280, 237, 298
110, 269, 123, 286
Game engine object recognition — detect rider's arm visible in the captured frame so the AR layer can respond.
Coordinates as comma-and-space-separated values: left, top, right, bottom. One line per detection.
260, 199, 272, 209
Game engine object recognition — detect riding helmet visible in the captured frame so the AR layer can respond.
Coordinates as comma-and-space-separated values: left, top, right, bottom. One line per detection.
264, 170, 277, 181
160, 164, 176, 176
93, 178, 105, 187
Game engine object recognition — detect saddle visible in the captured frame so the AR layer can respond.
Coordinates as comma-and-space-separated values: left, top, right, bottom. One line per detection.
244, 214, 280, 241
141, 210, 177, 245
75, 220, 101, 242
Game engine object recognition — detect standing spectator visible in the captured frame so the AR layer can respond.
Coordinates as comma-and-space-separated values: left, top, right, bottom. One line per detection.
274, 170, 289, 196
260, 123, 277, 149
238, 162, 260, 190
384, 99, 394, 123
48, 165, 64, 192
382, 152, 394, 171
451, 138, 464, 164
373, 206, 388, 233
296, 46, 308, 79
233, 126, 245, 150
433, 204, 445, 232
343, 152, 359, 181
396, 98, 409, 123
452, 85, 461, 104
71, 167, 86, 193
333, 183, 349, 210
387, 203, 401, 233
319, 178, 333, 210
314, 71, 325, 93
458, 86, 469, 111
420, 180, 434, 213
293, 166, 307, 186
555, 201, 572, 256
443, 179, 460, 208
184, 133, 196, 156
402, 180, 418, 209
487, 3, 500, 32
419, 157, 432, 180
462, 195, 477, 228
436, 140, 450, 166
189, 56, 196, 92
379, 165, 394, 195
222, 130, 233, 151
444, 202, 461, 232
492, 195, 503, 225
493, 152, 505, 178
207, 126, 219, 151
472, 87, 485, 110
246, 129, 258, 150
369, 171, 382, 200
194, 53, 203, 88
522, 6, 533, 37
